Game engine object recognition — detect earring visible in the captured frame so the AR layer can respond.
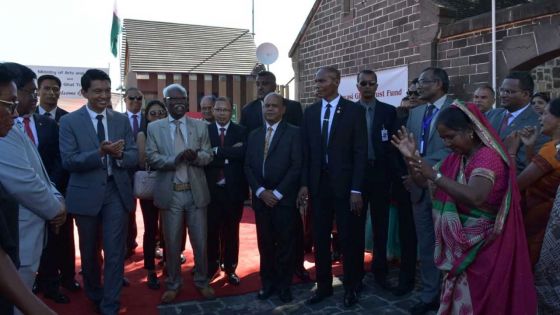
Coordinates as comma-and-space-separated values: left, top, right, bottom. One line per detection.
470, 133, 474, 139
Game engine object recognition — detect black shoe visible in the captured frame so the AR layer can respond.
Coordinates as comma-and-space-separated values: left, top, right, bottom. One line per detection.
44, 290, 70, 304
392, 284, 414, 297
409, 300, 439, 315
227, 272, 241, 286
374, 278, 392, 291
147, 273, 160, 290
122, 277, 130, 287
278, 288, 293, 303
343, 290, 358, 308
306, 289, 333, 304
208, 268, 220, 281
294, 267, 310, 281
92, 300, 101, 314
61, 279, 81, 292
331, 251, 341, 262
180, 254, 186, 265
257, 286, 275, 300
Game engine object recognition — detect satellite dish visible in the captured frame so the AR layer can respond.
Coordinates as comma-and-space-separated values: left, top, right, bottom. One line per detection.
256, 42, 279, 65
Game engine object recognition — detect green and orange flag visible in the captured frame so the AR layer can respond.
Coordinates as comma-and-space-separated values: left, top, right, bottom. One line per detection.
110, 0, 121, 57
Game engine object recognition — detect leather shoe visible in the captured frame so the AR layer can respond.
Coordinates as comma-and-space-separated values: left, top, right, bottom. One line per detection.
278, 288, 293, 303
294, 267, 310, 281
147, 272, 160, 290
61, 279, 81, 292
257, 286, 275, 300
180, 254, 186, 265
227, 272, 240, 286
374, 278, 392, 291
161, 289, 179, 304
306, 289, 333, 304
392, 284, 414, 297
343, 290, 358, 307
197, 286, 215, 300
331, 251, 341, 262
44, 290, 70, 304
208, 268, 221, 281
409, 300, 439, 315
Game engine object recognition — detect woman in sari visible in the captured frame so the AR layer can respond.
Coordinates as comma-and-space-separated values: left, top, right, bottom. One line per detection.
506, 98, 560, 267
392, 102, 536, 314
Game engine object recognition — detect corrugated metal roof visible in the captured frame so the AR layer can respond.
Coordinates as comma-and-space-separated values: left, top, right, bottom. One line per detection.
123, 19, 258, 75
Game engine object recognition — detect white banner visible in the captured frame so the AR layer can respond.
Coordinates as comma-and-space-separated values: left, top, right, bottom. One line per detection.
339, 66, 408, 106
29, 66, 110, 99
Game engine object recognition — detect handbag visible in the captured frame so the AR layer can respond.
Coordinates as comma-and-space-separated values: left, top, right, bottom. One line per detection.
133, 164, 156, 200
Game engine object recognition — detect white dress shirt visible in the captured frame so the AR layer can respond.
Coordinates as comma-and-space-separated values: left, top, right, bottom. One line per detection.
214, 121, 231, 185
320, 95, 341, 139
256, 121, 283, 201
86, 105, 113, 175
38, 105, 58, 118
507, 104, 530, 126
15, 115, 39, 146
127, 110, 142, 129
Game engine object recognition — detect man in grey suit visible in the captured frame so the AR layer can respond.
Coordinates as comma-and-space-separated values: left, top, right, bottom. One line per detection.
59, 69, 138, 315
406, 67, 452, 315
487, 71, 548, 173
0, 63, 67, 297
146, 84, 215, 303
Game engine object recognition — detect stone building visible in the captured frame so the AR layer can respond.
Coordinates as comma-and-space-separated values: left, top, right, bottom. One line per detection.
122, 19, 258, 118
290, 0, 560, 105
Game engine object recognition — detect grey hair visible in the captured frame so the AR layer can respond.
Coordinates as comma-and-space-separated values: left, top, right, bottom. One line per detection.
201, 95, 217, 105
263, 92, 284, 104
163, 83, 187, 97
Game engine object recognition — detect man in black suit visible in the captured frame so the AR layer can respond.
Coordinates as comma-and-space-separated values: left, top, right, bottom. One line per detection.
34, 74, 81, 298
299, 66, 367, 307
240, 71, 303, 133
205, 96, 248, 285
244, 92, 302, 303
356, 70, 416, 293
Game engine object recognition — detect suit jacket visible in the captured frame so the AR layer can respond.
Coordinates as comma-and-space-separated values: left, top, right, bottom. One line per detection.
406, 96, 454, 202
59, 106, 138, 216
0, 182, 19, 268
205, 122, 249, 203
244, 121, 302, 209
146, 117, 213, 209
240, 98, 303, 133
0, 126, 62, 266
34, 113, 68, 194
487, 106, 549, 173
35, 106, 69, 123
301, 97, 367, 199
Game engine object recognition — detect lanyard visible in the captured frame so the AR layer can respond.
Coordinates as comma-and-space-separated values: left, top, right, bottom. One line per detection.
419, 107, 439, 155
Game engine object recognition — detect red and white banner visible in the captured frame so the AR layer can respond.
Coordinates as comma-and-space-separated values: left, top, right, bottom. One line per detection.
339, 65, 408, 106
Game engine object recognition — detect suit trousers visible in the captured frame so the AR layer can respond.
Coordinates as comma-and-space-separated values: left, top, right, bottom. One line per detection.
207, 185, 244, 275
254, 204, 296, 290
412, 189, 441, 303
161, 190, 208, 290
74, 180, 128, 315
312, 171, 366, 292
361, 162, 391, 281
139, 199, 159, 271
37, 215, 76, 291
392, 179, 417, 287
293, 206, 306, 270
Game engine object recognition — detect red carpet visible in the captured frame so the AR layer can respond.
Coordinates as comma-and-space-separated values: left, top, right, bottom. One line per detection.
43, 205, 373, 315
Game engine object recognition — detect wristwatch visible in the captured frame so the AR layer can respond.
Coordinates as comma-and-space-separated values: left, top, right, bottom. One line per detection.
433, 172, 443, 182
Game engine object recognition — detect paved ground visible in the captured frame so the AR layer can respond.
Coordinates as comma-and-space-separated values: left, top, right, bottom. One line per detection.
158, 268, 437, 315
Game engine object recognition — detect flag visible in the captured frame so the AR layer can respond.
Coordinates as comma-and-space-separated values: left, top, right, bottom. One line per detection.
110, 0, 120, 57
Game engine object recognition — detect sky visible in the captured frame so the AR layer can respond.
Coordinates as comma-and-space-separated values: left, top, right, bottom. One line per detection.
0, 0, 316, 97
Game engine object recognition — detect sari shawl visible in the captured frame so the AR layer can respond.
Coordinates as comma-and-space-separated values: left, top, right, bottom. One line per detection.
432, 102, 536, 315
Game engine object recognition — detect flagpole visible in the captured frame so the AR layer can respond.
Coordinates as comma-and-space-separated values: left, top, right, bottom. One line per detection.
491, 0, 496, 92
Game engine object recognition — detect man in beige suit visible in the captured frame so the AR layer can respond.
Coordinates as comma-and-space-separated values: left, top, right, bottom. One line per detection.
145, 84, 214, 303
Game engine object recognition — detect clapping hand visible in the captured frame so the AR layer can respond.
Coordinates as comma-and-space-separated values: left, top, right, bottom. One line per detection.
100, 139, 125, 158
391, 126, 418, 159
504, 131, 521, 155
518, 126, 539, 147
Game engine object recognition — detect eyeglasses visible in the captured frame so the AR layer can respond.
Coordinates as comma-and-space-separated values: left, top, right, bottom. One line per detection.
498, 88, 521, 95
0, 99, 18, 114
407, 90, 420, 97
359, 81, 377, 87
148, 109, 166, 116
128, 96, 143, 101
213, 108, 231, 113
417, 79, 438, 86
164, 96, 187, 103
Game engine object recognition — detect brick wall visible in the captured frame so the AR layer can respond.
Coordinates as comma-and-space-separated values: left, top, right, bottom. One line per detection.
531, 56, 560, 100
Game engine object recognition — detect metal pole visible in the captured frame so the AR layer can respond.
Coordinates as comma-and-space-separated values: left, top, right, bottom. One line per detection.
252, 0, 255, 36
491, 0, 497, 92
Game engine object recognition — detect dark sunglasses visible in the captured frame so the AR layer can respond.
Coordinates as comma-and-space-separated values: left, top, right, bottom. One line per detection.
128, 96, 143, 101
359, 81, 377, 87
148, 109, 166, 116
406, 90, 420, 97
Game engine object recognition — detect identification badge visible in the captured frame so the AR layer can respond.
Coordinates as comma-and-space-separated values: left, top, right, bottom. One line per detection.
419, 140, 425, 155
381, 127, 389, 142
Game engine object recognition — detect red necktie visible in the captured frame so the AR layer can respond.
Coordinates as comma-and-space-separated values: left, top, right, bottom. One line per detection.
23, 117, 36, 145
218, 127, 226, 181
499, 112, 512, 134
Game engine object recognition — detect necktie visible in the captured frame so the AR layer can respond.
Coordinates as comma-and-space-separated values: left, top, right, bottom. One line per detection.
96, 115, 105, 143
218, 127, 226, 181
173, 120, 189, 183
499, 112, 513, 135
132, 114, 139, 137
421, 104, 435, 155
366, 106, 375, 160
44, 112, 52, 118
263, 126, 273, 160
321, 104, 332, 167
23, 117, 36, 145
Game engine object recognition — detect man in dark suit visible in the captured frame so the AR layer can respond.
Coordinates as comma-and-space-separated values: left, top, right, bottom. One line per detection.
205, 96, 248, 285
244, 92, 302, 303
299, 66, 367, 307
240, 71, 303, 133
33, 74, 81, 299
59, 69, 138, 315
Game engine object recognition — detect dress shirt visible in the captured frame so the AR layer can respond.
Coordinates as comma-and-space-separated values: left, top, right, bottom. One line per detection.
38, 105, 58, 118
168, 116, 188, 146
86, 105, 114, 175
256, 121, 283, 201
214, 121, 231, 185
320, 95, 340, 138
428, 94, 448, 132
15, 115, 39, 146
127, 110, 142, 128
507, 104, 530, 126
359, 99, 376, 160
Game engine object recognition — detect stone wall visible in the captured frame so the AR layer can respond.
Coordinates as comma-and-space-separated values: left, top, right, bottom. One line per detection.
532, 56, 560, 100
